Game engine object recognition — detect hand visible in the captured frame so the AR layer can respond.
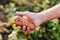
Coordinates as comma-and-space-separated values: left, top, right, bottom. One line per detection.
14, 16, 35, 31
14, 11, 41, 31
16, 11, 41, 27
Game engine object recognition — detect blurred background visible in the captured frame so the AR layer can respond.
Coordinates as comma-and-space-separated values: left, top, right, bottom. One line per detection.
0, 0, 60, 40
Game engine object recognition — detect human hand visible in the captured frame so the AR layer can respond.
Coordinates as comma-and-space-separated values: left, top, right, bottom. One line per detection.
14, 11, 41, 31
16, 11, 41, 27
14, 16, 35, 31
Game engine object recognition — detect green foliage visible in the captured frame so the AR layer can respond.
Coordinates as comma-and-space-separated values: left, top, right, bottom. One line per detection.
0, 0, 60, 40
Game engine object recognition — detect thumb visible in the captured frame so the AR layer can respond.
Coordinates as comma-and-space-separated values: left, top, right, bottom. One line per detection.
15, 11, 33, 21
16, 11, 29, 16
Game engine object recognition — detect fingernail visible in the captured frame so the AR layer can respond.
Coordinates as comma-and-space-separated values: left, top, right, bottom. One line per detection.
14, 16, 19, 20
23, 16, 27, 19
27, 27, 30, 31
16, 12, 20, 13
23, 26, 26, 30
27, 27, 30, 30
18, 26, 21, 30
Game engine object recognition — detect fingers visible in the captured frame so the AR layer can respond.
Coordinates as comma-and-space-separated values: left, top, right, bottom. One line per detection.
18, 26, 30, 31
14, 16, 35, 29
14, 15, 35, 32
16, 12, 28, 16
15, 12, 33, 22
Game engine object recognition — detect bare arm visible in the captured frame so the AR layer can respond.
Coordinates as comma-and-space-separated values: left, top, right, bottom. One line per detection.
15, 3, 60, 29
38, 3, 60, 24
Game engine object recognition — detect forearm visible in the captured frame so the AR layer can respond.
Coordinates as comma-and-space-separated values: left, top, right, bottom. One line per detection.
38, 3, 60, 24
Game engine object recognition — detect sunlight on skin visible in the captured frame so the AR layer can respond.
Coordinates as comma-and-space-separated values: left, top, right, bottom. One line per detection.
14, 16, 35, 31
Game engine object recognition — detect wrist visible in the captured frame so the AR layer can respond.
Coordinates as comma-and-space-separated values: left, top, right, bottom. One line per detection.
37, 11, 52, 24
36, 13, 44, 25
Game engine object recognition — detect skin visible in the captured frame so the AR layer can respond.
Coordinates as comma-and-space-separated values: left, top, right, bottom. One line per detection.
15, 3, 60, 31
14, 16, 35, 30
